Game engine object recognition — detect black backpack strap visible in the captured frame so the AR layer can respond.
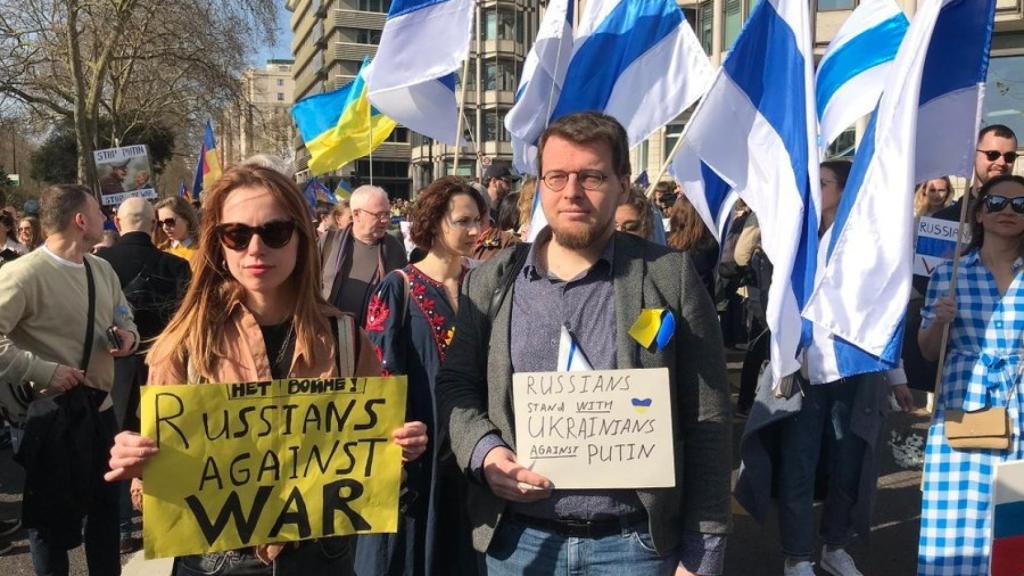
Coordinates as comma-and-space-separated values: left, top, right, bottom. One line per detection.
487, 243, 530, 322
82, 258, 96, 373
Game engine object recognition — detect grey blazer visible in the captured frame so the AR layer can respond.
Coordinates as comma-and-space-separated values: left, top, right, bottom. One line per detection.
435, 232, 733, 555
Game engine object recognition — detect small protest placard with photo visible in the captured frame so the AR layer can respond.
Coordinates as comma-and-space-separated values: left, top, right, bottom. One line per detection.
139, 377, 407, 559
93, 145, 158, 206
512, 368, 675, 490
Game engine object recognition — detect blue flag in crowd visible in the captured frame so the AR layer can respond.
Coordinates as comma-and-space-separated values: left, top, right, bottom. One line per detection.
815, 0, 908, 150
177, 180, 188, 200
301, 178, 334, 216
633, 171, 650, 189
680, 0, 819, 385
803, 0, 997, 375
365, 0, 472, 145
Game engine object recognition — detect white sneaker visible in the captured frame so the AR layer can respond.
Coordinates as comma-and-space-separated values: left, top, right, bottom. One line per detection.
783, 559, 816, 576
820, 546, 864, 576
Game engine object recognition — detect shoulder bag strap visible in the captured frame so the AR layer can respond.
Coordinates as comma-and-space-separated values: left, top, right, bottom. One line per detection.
393, 269, 411, 327
333, 315, 355, 377
82, 258, 96, 373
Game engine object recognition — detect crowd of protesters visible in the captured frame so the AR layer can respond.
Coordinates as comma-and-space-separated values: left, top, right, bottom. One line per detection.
0, 114, 1020, 576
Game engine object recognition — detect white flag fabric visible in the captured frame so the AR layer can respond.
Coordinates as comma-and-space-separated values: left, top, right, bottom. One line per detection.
815, 0, 909, 150
365, 0, 473, 145
557, 326, 593, 372
669, 141, 737, 244
517, 0, 713, 241
683, 0, 820, 384
803, 0, 996, 365
506, 0, 573, 177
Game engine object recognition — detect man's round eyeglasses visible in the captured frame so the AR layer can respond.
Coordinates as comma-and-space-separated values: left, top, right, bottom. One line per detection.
356, 209, 391, 223
541, 170, 608, 192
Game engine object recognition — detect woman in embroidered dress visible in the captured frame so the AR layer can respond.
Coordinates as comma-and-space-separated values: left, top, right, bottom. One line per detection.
918, 174, 1024, 574
355, 176, 486, 576
104, 164, 428, 575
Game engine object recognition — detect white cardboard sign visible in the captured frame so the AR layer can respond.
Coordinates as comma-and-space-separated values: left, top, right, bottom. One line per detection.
512, 368, 675, 489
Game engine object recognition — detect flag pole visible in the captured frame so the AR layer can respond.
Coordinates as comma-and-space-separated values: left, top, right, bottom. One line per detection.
453, 3, 476, 178
544, 0, 574, 130
368, 95, 374, 186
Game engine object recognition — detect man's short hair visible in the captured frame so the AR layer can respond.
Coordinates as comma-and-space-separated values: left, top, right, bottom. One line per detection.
350, 185, 389, 211
241, 154, 294, 178
39, 184, 92, 234
116, 197, 155, 233
978, 124, 1017, 144
537, 112, 631, 179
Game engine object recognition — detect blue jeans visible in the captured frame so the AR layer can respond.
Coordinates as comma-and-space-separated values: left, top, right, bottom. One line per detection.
483, 515, 676, 576
777, 376, 867, 560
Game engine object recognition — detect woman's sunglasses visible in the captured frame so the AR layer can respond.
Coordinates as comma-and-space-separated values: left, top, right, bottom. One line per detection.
159, 217, 178, 228
983, 194, 1024, 215
216, 221, 296, 251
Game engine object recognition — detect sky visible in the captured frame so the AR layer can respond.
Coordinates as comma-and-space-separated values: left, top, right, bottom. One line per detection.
254, 3, 294, 65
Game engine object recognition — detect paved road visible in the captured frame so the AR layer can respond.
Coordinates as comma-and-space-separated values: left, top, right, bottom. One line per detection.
0, 362, 930, 575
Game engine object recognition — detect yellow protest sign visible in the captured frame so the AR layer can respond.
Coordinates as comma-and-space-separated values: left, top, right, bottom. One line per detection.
139, 377, 407, 559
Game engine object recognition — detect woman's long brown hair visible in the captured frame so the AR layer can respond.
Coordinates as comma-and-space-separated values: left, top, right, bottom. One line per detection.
148, 165, 331, 379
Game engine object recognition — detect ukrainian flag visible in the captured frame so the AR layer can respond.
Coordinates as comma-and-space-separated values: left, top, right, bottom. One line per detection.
293, 58, 396, 176
191, 120, 222, 201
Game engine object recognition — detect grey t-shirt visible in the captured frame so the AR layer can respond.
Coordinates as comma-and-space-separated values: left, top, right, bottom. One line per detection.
336, 238, 379, 324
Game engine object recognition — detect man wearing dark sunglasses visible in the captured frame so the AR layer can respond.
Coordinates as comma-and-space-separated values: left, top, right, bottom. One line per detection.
319, 185, 407, 325
932, 124, 1017, 224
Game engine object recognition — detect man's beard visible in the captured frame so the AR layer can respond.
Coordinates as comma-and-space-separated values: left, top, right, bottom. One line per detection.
550, 216, 612, 251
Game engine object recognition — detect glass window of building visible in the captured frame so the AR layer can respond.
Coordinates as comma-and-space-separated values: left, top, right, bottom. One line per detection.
818, 0, 855, 10
485, 7, 518, 42
456, 61, 476, 90
276, 78, 284, 87
984, 56, 1024, 145
698, 1, 713, 55
445, 160, 475, 177
724, 0, 742, 50
358, 0, 391, 13
483, 110, 511, 142
826, 127, 856, 158
353, 28, 382, 44
484, 59, 518, 92
664, 124, 684, 156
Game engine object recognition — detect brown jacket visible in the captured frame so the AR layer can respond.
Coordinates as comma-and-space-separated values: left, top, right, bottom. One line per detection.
147, 301, 381, 386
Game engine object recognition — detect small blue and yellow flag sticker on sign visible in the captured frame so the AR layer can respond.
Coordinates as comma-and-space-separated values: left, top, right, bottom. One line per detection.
628, 308, 676, 352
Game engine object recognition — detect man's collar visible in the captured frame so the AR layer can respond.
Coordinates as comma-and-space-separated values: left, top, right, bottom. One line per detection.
118, 231, 155, 246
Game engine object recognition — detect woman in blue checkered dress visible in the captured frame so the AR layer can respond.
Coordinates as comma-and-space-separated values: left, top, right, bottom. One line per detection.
917, 175, 1024, 575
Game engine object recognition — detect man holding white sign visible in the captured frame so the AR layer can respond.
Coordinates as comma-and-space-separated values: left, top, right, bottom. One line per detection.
437, 112, 732, 576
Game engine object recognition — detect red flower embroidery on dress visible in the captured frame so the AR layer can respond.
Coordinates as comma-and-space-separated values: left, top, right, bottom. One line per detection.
365, 294, 390, 333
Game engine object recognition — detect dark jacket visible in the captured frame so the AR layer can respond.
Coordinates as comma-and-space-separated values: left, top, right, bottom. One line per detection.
95, 232, 191, 343
15, 386, 112, 549
96, 232, 190, 429
435, 233, 733, 555
319, 224, 407, 322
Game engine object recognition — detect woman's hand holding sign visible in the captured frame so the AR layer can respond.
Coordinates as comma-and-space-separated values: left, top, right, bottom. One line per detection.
393, 421, 429, 462
105, 430, 159, 482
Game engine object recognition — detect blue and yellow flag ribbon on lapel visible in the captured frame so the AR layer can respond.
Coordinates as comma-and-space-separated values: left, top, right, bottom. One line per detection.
292, 57, 397, 176
628, 309, 676, 352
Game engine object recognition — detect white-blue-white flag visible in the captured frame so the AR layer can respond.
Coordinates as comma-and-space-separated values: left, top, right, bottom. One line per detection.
506, 0, 573, 177
557, 326, 593, 372
365, 0, 473, 145
816, 0, 909, 150
803, 0, 996, 369
669, 141, 736, 243
519, 0, 713, 242
683, 0, 820, 384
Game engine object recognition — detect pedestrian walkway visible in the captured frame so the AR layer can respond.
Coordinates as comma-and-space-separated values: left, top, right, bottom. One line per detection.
122, 552, 172, 576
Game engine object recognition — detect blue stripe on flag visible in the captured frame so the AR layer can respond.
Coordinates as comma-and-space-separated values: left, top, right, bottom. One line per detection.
551, 0, 682, 120
723, 1, 815, 313
919, 0, 995, 106
388, 0, 450, 19
439, 73, 457, 92
701, 162, 732, 224
815, 13, 908, 119
916, 236, 957, 259
995, 501, 1024, 539
292, 88, 352, 143
833, 321, 902, 375
566, 340, 577, 371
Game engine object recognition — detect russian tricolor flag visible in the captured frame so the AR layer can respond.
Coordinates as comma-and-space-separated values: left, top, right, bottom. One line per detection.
992, 460, 1024, 576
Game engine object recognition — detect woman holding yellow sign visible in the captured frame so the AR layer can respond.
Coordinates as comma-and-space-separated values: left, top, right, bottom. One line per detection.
105, 164, 428, 575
